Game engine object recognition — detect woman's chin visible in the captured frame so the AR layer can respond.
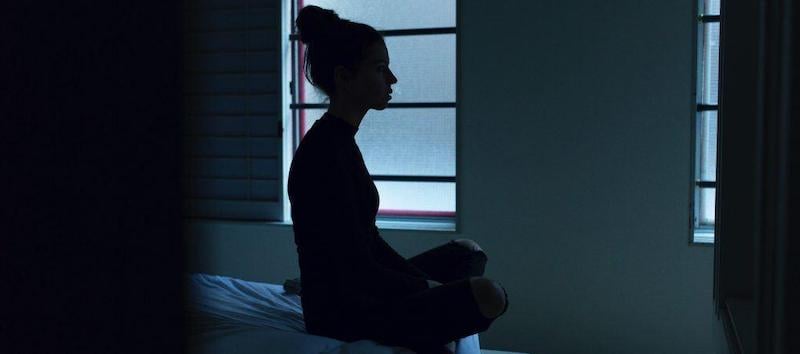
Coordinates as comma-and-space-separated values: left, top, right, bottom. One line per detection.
373, 100, 390, 110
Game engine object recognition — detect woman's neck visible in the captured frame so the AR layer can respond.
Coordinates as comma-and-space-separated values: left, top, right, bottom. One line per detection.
327, 99, 367, 129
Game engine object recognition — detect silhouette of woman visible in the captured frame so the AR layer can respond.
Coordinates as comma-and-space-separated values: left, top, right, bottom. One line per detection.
287, 5, 508, 354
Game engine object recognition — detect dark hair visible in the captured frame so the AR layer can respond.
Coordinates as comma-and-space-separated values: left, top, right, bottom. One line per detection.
295, 5, 384, 101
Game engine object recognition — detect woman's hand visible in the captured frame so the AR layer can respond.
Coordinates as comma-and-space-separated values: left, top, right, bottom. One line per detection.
426, 279, 443, 288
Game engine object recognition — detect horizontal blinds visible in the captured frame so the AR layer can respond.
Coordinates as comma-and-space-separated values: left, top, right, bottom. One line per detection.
184, 0, 283, 221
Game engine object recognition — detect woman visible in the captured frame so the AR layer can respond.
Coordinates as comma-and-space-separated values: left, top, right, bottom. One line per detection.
287, 5, 508, 354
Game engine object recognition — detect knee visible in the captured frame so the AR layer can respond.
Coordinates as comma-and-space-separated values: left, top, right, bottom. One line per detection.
453, 239, 483, 253
468, 277, 507, 319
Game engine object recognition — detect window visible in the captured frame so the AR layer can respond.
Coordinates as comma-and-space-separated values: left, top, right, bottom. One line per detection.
693, 0, 721, 243
284, 0, 458, 228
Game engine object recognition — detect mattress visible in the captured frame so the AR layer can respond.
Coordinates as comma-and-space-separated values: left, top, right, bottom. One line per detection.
186, 273, 481, 354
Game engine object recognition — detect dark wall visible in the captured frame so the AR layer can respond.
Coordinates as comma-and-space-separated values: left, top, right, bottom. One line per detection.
2, 2, 185, 353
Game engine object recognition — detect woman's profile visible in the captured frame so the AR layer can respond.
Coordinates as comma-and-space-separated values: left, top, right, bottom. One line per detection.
287, 5, 508, 354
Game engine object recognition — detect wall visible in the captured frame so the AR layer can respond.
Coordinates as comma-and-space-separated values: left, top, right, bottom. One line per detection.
185, 1, 715, 353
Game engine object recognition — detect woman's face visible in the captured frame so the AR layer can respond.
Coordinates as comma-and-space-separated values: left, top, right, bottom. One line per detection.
344, 42, 397, 110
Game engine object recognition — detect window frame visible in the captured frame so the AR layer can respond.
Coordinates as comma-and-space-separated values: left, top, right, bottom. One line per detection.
691, 3, 721, 245
284, 0, 459, 228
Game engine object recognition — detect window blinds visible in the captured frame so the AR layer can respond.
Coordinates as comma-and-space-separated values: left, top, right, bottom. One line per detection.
184, 0, 283, 221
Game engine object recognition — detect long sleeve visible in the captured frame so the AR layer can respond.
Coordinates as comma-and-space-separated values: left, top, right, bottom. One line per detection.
291, 146, 429, 300
370, 227, 431, 279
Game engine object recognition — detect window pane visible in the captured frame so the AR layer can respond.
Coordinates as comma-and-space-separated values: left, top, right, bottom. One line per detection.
699, 187, 716, 225
698, 111, 718, 181
375, 181, 455, 213
359, 108, 455, 176
384, 35, 456, 103
701, 22, 720, 104
695, 0, 720, 237
703, 0, 721, 15
298, 108, 455, 177
299, 0, 455, 30
300, 34, 456, 104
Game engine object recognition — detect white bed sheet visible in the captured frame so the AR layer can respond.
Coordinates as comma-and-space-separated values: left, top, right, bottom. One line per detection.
186, 273, 481, 354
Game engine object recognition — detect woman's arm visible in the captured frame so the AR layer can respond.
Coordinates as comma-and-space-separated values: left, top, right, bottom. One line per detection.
369, 228, 430, 279
292, 148, 429, 298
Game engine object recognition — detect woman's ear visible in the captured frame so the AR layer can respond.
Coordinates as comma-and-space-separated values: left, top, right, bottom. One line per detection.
334, 65, 353, 92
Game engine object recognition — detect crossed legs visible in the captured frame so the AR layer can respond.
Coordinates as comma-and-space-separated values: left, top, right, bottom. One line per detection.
449, 239, 507, 319
409, 238, 508, 320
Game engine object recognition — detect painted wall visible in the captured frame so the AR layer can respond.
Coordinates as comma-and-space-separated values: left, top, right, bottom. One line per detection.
186, 1, 715, 353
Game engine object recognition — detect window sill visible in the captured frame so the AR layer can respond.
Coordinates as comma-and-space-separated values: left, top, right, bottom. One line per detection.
376, 218, 456, 232
693, 229, 715, 244
259, 218, 456, 232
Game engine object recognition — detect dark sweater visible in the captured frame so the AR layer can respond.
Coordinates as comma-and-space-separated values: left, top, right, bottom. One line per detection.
287, 112, 430, 330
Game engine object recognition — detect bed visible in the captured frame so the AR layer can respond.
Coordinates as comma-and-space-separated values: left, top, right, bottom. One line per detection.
186, 273, 482, 354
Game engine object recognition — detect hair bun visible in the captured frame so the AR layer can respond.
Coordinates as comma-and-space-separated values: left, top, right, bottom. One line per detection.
296, 5, 341, 45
